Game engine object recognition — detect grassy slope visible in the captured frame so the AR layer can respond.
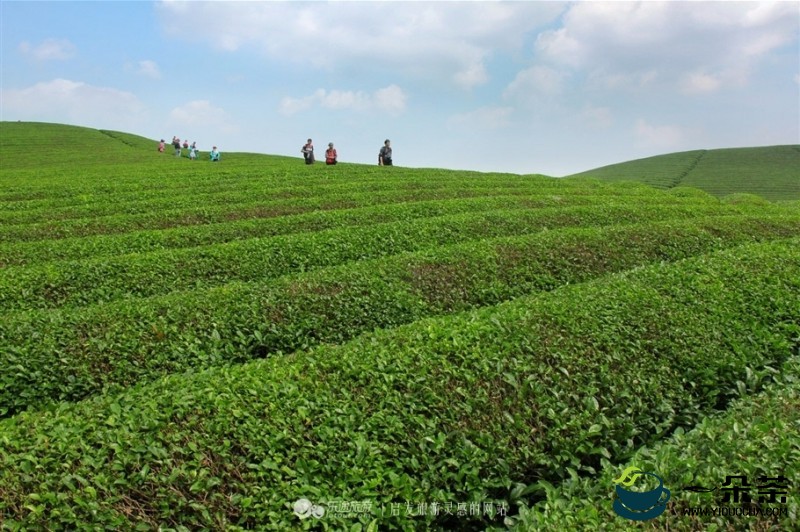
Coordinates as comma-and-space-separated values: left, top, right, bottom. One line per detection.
681, 146, 800, 201
0, 122, 157, 168
1, 122, 798, 530
568, 145, 800, 201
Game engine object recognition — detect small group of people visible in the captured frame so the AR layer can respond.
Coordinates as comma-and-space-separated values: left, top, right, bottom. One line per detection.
301, 139, 393, 166
301, 139, 337, 165
158, 135, 392, 166
158, 137, 220, 161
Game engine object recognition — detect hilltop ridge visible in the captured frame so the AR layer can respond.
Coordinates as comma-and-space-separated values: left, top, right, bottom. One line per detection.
2, 121, 798, 200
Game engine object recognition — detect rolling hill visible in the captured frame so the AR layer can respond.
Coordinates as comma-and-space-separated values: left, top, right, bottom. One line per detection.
0, 122, 798, 530
568, 145, 800, 201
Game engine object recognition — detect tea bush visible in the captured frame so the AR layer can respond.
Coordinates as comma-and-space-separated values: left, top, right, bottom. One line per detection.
0, 203, 780, 312
3, 215, 798, 416
0, 193, 684, 266
3, 123, 797, 530
510, 357, 800, 530
0, 240, 797, 529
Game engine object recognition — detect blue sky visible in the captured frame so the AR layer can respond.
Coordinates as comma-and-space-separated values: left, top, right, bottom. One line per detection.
2, 1, 798, 176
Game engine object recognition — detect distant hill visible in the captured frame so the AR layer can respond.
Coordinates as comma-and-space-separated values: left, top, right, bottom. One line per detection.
0, 121, 163, 169
0, 121, 300, 171
568, 145, 800, 201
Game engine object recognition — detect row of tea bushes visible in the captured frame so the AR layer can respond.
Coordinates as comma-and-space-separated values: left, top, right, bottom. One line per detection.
1, 185, 547, 242
1, 193, 675, 266
510, 356, 800, 530
2, 215, 798, 416
0, 177, 568, 226
0, 159, 664, 205
0, 174, 732, 243
0, 239, 797, 529
3, 168, 639, 220
0, 204, 776, 311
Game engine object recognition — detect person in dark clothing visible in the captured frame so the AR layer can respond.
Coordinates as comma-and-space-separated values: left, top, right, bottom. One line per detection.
301, 139, 315, 164
378, 139, 392, 166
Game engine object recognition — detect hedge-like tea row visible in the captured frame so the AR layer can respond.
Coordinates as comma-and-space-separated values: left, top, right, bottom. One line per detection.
0, 191, 731, 267
2, 175, 678, 244
1, 174, 719, 225
0, 239, 797, 530
0, 185, 555, 243
2, 214, 798, 417
0, 160, 641, 205
0, 203, 766, 311
511, 356, 800, 530
0, 164, 547, 204
4, 170, 644, 222
0, 173, 721, 243
1, 175, 570, 226
0, 194, 643, 267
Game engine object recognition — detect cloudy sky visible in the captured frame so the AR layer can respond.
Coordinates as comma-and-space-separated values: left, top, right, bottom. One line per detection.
2, 1, 798, 176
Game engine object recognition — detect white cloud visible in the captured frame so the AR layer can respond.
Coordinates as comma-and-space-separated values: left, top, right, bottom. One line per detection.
137, 60, 161, 79
279, 85, 408, 116
156, 1, 564, 89
534, 1, 799, 93
448, 106, 513, 130
1, 79, 148, 130
534, 28, 583, 68
373, 85, 408, 115
168, 100, 237, 134
454, 60, 489, 89
504, 65, 567, 102
279, 92, 318, 115
18, 38, 76, 61
635, 119, 684, 150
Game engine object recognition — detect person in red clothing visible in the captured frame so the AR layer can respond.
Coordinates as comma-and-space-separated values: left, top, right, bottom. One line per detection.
325, 142, 338, 165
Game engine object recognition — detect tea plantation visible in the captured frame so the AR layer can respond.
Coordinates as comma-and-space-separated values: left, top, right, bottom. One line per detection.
1, 122, 798, 530
568, 145, 800, 202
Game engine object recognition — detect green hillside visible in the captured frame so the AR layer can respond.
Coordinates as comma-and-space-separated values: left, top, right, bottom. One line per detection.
1, 122, 798, 530
568, 145, 800, 201
0, 121, 163, 169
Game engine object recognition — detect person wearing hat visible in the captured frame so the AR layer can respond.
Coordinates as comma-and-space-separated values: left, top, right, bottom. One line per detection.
325, 142, 338, 165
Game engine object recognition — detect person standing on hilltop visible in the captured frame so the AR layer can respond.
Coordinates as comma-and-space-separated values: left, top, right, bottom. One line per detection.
325, 142, 338, 165
301, 138, 315, 164
378, 139, 392, 166
173, 136, 182, 157
158, 139, 165, 153
210, 146, 221, 162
